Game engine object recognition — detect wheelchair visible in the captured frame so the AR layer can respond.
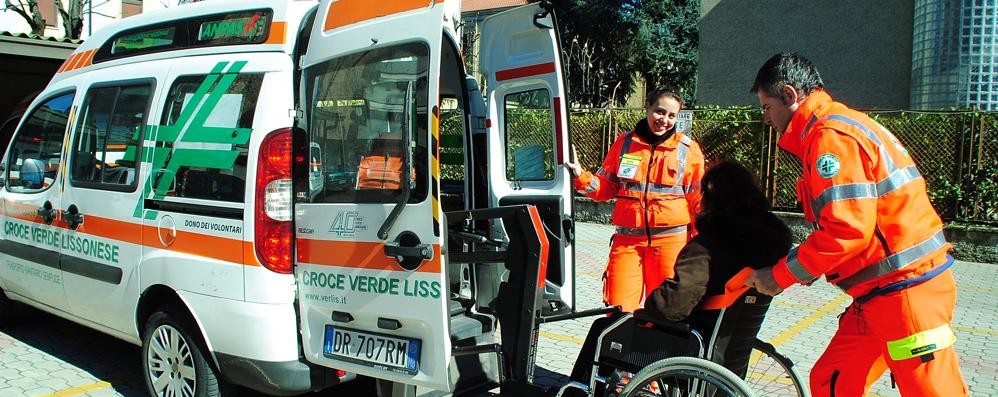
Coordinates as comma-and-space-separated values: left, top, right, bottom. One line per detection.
554, 268, 808, 397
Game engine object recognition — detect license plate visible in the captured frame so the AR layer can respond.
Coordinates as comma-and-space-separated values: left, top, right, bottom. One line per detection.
323, 325, 421, 374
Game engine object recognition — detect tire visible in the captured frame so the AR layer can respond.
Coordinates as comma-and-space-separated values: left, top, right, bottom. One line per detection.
620, 356, 755, 397
745, 339, 808, 397
141, 307, 233, 397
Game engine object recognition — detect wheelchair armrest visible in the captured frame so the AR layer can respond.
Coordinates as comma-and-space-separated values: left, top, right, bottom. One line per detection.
633, 309, 691, 335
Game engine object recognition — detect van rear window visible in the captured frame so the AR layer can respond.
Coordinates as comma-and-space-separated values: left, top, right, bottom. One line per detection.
96, 9, 272, 63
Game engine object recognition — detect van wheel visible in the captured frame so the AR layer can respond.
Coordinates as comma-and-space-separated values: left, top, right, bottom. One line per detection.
0, 291, 13, 327
142, 307, 233, 397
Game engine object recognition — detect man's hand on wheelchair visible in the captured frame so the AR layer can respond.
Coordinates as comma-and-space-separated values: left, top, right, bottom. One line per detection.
746, 266, 784, 296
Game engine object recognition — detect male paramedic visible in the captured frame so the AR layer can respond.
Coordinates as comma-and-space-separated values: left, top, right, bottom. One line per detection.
745, 52, 969, 397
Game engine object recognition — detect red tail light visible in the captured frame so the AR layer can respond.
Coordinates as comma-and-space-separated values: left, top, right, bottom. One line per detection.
255, 128, 293, 273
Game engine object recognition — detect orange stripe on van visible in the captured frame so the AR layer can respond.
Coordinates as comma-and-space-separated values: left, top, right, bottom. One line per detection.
496, 62, 556, 81
2, 200, 256, 266
67, 51, 87, 71
265, 21, 287, 44
57, 54, 74, 73
323, 0, 444, 32
81, 49, 96, 68
297, 238, 442, 273
75, 215, 144, 246
59, 52, 81, 73
243, 241, 261, 266
141, 224, 244, 264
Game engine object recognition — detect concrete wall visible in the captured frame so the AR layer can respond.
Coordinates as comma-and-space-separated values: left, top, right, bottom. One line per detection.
575, 198, 998, 264
697, 0, 914, 110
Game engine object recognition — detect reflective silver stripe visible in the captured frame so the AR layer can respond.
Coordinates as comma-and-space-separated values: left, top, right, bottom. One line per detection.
823, 114, 898, 172
648, 183, 685, 195
811, 183, 878, 219
877, 165, 922, 197
620, 181, 645, 195
800, 115, 819, 141
835, 230, 948, 292
578, 177, 599, 194
618, 132, 634, 165
785, 245, 820, 284
810, 165, 923, 217
615, 225, 688, 237
675, 141, 688, 187
620, 181, 685, 196
680, 135, 692, 146
824, 115, 883, 146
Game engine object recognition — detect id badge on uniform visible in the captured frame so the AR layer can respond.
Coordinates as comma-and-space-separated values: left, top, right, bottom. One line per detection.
617, 154, 642, 179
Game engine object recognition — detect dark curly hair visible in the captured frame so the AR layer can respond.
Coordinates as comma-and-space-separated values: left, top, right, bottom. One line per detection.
695, 161, 770, 229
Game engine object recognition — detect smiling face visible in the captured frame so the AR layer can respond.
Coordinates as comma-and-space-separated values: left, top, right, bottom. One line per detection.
645, 95, 682, 135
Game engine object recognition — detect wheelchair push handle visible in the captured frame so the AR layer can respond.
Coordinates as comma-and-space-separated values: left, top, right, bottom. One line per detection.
725, 266, 754, 293
699, 267, 754, 311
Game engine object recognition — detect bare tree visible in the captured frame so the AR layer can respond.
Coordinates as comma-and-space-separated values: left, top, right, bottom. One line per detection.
55, 0, 87, 39
3, 0, 47, 36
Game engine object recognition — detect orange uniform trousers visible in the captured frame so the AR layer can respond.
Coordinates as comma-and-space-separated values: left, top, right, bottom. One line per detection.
810, 269, 968, 397
602, 233, 686, 313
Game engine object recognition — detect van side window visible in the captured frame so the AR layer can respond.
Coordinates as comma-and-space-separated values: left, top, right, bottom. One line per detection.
71, 84, 151, 189
504, 89, 554, 182
5, 92, 75, 193
158, 73, 262, 202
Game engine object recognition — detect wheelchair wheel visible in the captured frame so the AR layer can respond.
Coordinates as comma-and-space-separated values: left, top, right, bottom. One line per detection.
745, 338, 808, 397
619, 356, 754, 397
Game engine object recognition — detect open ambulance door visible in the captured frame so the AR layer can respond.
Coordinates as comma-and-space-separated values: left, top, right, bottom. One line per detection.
294, 0, 458, 391
480, 3, 576, 313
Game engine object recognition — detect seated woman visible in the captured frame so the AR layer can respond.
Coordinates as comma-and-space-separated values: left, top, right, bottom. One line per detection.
566, 160, 793, 393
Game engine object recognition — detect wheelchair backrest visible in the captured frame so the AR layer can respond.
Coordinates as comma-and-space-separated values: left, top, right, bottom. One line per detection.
597, 315, 704, 374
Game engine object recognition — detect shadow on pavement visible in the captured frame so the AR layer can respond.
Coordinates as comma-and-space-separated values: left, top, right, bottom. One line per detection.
2, 303, 145, 396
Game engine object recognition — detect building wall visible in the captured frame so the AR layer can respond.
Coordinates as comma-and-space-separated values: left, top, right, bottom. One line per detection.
911, 0, 998, 110
697, 0, 914, 109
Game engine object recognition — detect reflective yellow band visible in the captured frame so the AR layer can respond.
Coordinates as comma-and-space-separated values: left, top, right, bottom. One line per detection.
886, 324, 956, 361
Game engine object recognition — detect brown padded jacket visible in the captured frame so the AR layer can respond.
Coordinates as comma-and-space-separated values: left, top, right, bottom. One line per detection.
643, 209, 792, 322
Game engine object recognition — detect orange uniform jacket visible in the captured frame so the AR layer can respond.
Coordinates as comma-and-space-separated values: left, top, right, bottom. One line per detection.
771, 91, 950, 298
574, 130, 705, 242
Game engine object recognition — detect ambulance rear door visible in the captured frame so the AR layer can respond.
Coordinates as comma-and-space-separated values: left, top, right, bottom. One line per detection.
295, 0, 454, 391
479, 3, 576, 312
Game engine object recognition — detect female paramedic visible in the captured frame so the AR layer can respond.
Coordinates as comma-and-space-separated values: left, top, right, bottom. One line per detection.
565, 87, 705, 312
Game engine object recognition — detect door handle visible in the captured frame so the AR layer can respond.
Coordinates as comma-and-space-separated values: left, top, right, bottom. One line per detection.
37, 201, 57, 225
62, 204, 83, 230
383, 243, 432, 262
383, 231, 432, 271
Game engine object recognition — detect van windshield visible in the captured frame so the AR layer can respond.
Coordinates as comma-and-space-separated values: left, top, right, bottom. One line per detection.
305, 42, 429, 204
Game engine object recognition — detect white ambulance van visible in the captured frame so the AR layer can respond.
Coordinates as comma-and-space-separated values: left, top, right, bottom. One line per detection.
0, 1, 348, 396
293, 0, 578, 395
0, 0, 577, 396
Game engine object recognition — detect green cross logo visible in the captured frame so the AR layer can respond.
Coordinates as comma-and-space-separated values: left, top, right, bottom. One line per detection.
132, 61, 252, 219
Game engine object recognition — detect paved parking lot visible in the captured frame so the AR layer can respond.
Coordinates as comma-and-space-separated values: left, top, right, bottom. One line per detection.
1, 222, 996, 396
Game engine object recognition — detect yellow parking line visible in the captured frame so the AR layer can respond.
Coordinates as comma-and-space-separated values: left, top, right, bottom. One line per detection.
40, 381, 112, 397
539, 329, 586, 345
953, 325, 998, 337
957, 285, 998, 293
772, 301, 822, 311
770, 294, 850, 348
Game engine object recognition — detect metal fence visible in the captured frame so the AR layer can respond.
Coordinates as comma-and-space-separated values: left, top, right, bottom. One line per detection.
569, 108, 998, 225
